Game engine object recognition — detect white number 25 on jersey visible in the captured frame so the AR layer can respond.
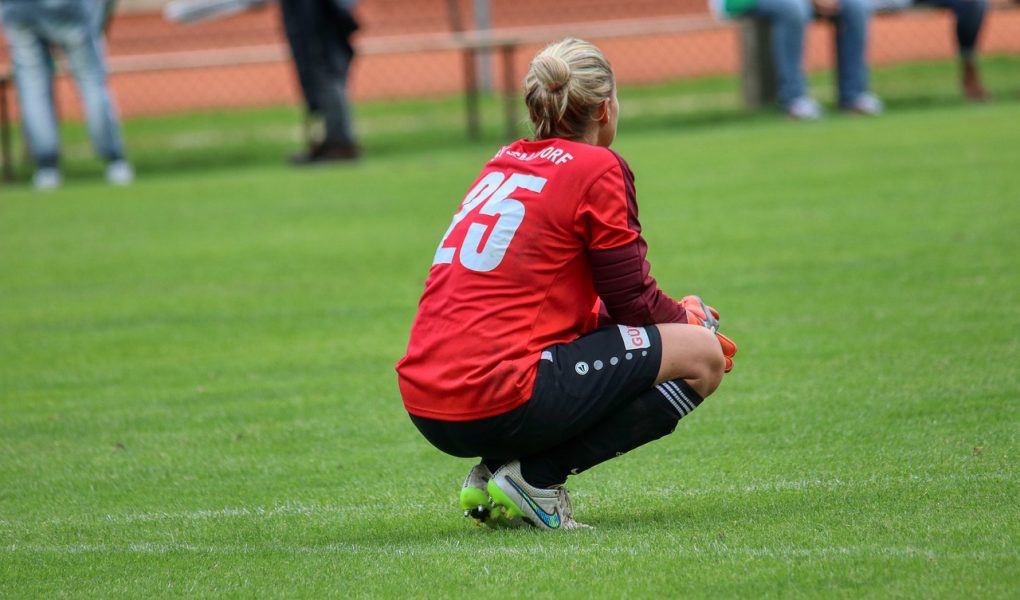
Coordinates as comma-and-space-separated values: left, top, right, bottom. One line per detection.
433, 171, 547, 272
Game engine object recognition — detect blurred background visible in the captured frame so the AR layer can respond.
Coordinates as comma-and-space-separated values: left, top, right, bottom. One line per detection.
1, 0, 1018, 175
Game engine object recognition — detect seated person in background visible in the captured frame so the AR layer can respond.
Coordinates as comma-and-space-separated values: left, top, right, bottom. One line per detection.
917, 0, 988, 100
710, 0, 883, 119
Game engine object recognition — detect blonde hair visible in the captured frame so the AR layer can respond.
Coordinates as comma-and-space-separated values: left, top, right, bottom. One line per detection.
523, 38, 615, 141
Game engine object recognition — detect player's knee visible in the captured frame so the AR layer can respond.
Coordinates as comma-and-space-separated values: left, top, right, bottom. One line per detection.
697, 348, 725, 397
656, 324, 724, 396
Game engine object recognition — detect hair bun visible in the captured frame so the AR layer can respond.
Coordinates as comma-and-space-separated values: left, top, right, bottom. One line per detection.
523, 38, 614, 140
536, 54, 571, 93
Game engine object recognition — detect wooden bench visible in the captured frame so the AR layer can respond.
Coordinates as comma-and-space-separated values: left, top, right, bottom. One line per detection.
0, 14, 734, 180
1, 4, 1015, 180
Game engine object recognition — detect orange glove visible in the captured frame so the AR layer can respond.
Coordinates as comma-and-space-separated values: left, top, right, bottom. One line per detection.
716, 331, 737, 373
679, 295, 719, 332
679, 295, 737, 373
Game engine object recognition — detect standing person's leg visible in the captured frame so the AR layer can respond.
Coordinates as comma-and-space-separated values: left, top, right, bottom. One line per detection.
752, 0, 813, 112
1, 10, 62, 180
953, 0, 988, 99
915, 0, 987, 99
41, 0, 130, 180
316, 37, 357, 150
280, 0, 320, 117
310, 0, 358, 155
280, 0, 329, 160
834, 0, 881, 112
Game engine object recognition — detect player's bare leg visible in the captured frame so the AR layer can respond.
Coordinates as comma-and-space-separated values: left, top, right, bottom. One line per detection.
655, 323, 725, 396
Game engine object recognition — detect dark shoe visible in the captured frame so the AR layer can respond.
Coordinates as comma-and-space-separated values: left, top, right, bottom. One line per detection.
289, 142, 360, 165
962, 62, 988, 102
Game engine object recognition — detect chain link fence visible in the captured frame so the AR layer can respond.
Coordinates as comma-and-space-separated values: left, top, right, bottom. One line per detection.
0, 0, 1018, 121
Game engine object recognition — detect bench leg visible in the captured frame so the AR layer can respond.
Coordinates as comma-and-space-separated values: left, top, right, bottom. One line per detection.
740, 17, 778, 108
462, 48, 481, 140
501, 44, 518, 140
0, 77, 13, 182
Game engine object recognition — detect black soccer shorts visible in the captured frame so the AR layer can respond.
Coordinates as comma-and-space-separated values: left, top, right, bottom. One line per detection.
409, 324, 663, 461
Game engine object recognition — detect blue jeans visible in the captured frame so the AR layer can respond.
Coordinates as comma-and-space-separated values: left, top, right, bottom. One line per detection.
0, 0, 126, 168
750, 0, 873, 108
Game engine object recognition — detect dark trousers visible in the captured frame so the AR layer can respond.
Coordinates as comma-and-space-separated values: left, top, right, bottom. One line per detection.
280, 0, 357, 146
916, 0, 987, 58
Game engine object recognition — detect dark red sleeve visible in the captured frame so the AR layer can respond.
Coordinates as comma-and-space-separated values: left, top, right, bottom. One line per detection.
588, 151, 686, 327
590, 241, 686, 326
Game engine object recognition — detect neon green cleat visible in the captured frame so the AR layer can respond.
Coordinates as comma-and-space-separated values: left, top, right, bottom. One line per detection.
459, 462, 524, 528
459, 463, 496, 525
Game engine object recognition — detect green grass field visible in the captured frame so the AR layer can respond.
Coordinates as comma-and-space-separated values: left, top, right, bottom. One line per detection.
2, 63, 1019, 597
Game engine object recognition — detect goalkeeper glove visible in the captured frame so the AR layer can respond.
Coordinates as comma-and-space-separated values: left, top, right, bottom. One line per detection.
679, 295, 737, 373
680, 295, 720, 332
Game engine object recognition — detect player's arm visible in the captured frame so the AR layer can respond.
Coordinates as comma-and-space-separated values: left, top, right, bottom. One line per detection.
589, 239, 685, 326
579, 155, 738, 372
579, 155, 686, 327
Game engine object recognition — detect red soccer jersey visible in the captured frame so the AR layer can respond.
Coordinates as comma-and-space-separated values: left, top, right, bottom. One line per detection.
396, 138, 679, 421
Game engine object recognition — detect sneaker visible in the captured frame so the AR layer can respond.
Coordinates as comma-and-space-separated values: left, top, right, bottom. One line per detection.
962, 62, 988, 102
106, 160, 134, 186
487, 460, 591, 531
785, 96, 822, 121
32, 167, 62, 191
289, 142, 360, 166
843, 92, 884, 116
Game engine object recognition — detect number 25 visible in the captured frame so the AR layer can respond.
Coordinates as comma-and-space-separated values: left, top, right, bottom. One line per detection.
433, 171, 547, 272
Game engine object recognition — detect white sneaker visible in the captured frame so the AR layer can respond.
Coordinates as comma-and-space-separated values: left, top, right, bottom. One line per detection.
106, 160, 134, 186
487, 460, 591, 531
844, 92, 884, 116
32, 167, 62, 190
786, 96, 822, 121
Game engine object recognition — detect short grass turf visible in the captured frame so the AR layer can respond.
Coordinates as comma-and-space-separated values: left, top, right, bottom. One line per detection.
1, 100, 1018, 597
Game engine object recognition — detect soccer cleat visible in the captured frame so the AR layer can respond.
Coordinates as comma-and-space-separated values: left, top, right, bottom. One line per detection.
460, 462, 495, 524
487, 461, 591, 531
460, 463, 525, 528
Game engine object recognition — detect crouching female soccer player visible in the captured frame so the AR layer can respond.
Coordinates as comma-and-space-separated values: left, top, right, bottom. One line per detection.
396, 38, 737, 530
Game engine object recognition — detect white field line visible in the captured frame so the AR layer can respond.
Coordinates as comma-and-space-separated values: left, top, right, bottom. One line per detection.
2, 541, 1017, 562
647, 471, 1015, 497
107, 471, 1013, 525
0, 471, 1012, 532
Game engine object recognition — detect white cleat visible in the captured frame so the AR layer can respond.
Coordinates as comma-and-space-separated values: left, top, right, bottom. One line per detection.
487, 460, 591, 531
